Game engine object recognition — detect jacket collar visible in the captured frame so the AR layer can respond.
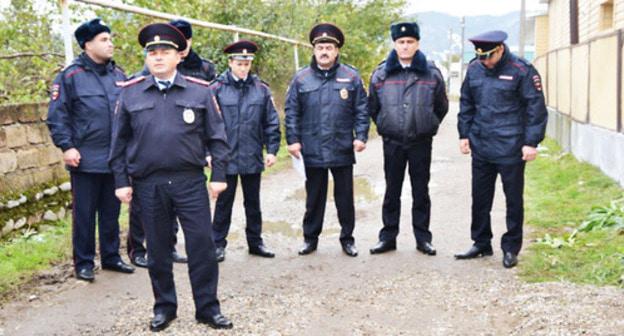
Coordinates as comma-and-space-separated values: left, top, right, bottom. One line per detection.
310, 55, 340, 78
384, 49, 428, 75
77, 52, 115, 75
141, 72, 188, 91
181, 49, 202, 69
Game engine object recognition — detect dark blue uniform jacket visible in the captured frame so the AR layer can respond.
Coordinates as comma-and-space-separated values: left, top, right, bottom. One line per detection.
47, 53, 126, 173
284, 58, 369, 168
108, 74, 229, 188
209, 71, 281, 175
458, 45, 548, 164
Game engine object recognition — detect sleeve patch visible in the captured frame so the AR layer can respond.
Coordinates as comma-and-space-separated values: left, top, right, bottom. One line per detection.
532, 75, 542, 91
50, 84, 60, 101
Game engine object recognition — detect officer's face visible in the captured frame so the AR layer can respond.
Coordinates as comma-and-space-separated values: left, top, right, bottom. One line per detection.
313, 42, 339, 68
145, 47, 182, 78
394, 37, 419, 62
228, 59, 252, 79
84, 32, 114, 63
480, 46, 504, 69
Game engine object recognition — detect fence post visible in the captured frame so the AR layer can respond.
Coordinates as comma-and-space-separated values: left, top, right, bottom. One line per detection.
293, 45, 299, 71
61, 0, 74, 67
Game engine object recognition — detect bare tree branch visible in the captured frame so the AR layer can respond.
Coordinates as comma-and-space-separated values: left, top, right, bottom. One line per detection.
0, 52, 64, 60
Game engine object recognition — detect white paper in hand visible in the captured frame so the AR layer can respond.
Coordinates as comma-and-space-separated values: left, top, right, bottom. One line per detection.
290, 154, 306, 181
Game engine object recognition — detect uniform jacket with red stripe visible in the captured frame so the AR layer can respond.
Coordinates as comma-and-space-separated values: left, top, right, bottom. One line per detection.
369, 49, 448, 145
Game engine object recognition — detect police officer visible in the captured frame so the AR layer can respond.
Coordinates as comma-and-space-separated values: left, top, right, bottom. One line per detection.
133, 19, 217, 81
47, 18, 134, 282
109, 23, 232, 331
285, 23, 369, 257
368, 22, 448, 256
210, 40, 281, 262
454, 31, 547, 268
127, 19, 218, 266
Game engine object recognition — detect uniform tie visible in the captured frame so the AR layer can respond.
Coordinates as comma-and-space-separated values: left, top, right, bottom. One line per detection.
158, 80, 171, 91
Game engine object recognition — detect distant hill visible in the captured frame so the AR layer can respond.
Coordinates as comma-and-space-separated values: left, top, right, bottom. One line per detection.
405, 11, 531, 62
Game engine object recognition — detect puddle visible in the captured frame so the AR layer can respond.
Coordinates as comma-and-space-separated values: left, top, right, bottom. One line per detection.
288, 176, 380, 202
262, 220, 340, 237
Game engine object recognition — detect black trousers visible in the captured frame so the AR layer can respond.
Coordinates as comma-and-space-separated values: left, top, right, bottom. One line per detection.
70, 172, 122, 271
303, 165, 355, 245
133, 171, 221, 318
213, 173, 263, 248
127, 200, 178, 259
379, 139, 433, 244
471, 157, 526, 254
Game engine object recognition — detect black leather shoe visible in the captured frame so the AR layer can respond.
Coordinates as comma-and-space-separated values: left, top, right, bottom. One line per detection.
172, 251, 188, 263
102, 260, 135, 274
503, 252, 518, 268
75, 268, 94, 282
416, 242, 437, 256
150, 313, 176, 332
341, 243, 358, 257
249, 244, 275, 258
454, 245, 494, 259
197, 313, 233, 329
298, 241, 318, 255
215, 247, 225, 262
131, 255, 148, 268
369, 240, 396, 254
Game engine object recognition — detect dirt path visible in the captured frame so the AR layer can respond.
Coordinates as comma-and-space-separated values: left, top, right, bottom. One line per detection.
0, 102, 622, 335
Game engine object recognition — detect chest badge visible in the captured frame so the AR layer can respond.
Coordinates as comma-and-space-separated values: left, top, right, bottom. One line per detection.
340, 88, 349, 100
183, 108, 195, 124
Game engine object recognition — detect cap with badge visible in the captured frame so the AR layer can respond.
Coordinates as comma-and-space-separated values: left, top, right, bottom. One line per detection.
309, 23, 345, 48
138, 23, 187, 51
74, 18, 111, 49
169, 19, 192, 39
468, 30, 508, 60
390, 22, 420, 41
223, 39, 259, 60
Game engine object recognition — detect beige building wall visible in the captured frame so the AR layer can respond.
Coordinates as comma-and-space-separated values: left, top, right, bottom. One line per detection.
570, 44, 590, 122
547, 52, 558, 107
548, 0, 571, 49
535, 15, 550, 56
556, 49, 572, 115
588, 35, 619, 130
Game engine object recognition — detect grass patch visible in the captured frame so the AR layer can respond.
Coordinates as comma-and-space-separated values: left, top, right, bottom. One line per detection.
0, 221, 71, 295
520, 138, 624, 286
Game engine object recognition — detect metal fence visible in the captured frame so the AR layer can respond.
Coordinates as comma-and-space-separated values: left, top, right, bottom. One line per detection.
60, 0, 312, 70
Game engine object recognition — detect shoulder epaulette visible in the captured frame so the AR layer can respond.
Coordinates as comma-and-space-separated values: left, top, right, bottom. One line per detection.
342, 63, 359, 71
116, 76, 145, 88
64, 65, 85, 79
184, 75, 211, 87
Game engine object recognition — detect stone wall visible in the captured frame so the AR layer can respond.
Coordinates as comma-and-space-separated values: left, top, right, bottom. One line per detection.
0, 103, 67, 194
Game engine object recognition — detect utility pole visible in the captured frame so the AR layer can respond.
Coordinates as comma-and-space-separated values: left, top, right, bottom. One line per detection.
460, 16, 465, 84
61, 0, 74, 67
447, 28, 453, 89
519, 0, 526, 58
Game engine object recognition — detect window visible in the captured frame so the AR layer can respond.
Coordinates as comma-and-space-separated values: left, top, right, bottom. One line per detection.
599, 0, 614, 31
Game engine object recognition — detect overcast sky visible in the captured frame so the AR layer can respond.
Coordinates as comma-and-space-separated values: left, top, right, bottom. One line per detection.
406, 0, 547, 17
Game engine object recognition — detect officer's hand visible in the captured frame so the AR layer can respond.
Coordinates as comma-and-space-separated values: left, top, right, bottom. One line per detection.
353, 140, 366, 152
459, 139, 471, 154
63, 148, 81, 167
265, 154, 277, 168
287, 143, 302, 159
115, 187, 133, 204
206, 155, 212, 168
522, 145, 538, 161
209, 182, 227, 199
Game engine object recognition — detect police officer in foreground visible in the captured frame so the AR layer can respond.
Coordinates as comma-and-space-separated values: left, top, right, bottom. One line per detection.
368, 22, 448, 256
455, 31, 547, 268
109, 23, 232, 331
210, 40, 281, 262
47, 18, 134, 282
285, 23, 369, 257
127, 19, 218, 266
